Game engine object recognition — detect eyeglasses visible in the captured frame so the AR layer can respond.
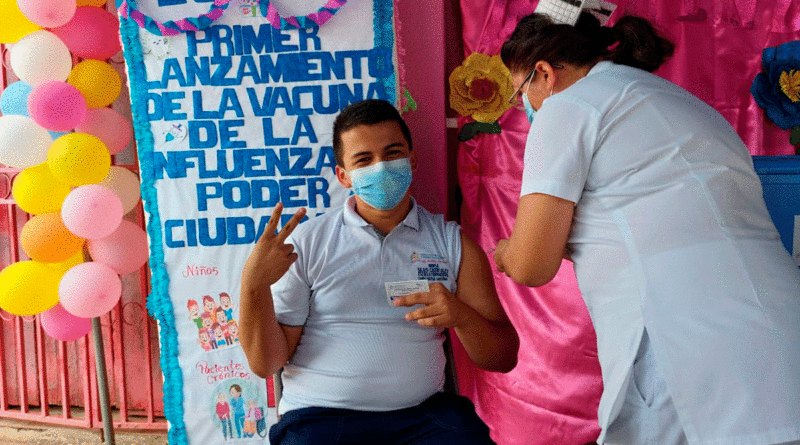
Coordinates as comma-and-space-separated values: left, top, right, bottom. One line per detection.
507, 64, 564, 105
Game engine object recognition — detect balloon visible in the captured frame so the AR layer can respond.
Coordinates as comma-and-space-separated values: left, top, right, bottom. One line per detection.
50, 6, 121, 60
67, 60, 121, 108
40, 303, 92, 341
17, 0, 76, 28
0, 115, 53, 169
44, 250, 85, 273
21, 213, 85, 263
98, 167, 141, 214
0, 260, 60, 316
75, 108, 133, 155
9, 30, 72, 86
61, 184, 123, 239
13, 164, 72, 215
59, 262, 121, 318
47, 133, 111, 186
0, 81, 33, 116
0, 0, 41, 43
76, 0, 107, 6
27, 81, 88, 132
87, 220, 149, 275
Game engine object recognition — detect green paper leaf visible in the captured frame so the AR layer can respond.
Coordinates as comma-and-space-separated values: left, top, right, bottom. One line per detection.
791, 126, 800, 146
474, 121, 501, 134
457, 121, 502, 141
458, 122, 480, 141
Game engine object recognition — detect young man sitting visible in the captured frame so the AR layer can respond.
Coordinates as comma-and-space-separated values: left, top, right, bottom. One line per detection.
240, 99, 519, 445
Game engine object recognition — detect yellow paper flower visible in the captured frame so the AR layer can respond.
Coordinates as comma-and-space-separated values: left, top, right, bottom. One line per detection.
449, 53, 514, 123
780, 70, 800, 102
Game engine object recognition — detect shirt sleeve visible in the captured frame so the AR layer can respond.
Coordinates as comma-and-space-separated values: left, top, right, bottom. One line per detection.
520, 95, 600, 203
270, 231, 312, 327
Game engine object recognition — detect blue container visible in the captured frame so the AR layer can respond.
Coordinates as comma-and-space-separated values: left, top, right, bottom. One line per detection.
752, 155, 800, 268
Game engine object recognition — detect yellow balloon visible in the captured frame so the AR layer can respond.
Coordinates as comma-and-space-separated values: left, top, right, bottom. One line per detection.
0, 260, 60, 316
12, 163, 72, 215
0, 0, 41, 43
77, 0, 109, 6
67, 60, 122, 108
47, 133, 111, 186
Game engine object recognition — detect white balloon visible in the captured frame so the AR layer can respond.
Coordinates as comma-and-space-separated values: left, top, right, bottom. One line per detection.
99, 166, 142, 215
10, 30, 72, 86
0, 115, 52, 169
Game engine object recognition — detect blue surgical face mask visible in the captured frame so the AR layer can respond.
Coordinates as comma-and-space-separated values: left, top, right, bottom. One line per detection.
521, 90, 536, 123
348, 157, 413, 210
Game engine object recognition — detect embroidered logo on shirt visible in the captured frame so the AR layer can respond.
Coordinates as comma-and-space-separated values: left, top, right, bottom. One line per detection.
417, 263, 449, 281
410, 252, 447, 264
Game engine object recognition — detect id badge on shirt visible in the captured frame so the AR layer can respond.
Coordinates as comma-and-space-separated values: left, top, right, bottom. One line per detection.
385, 280, 429, 306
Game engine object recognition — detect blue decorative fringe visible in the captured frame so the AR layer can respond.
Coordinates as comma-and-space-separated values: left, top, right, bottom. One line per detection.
374, 0, 396, 105
118, 16, 188, 445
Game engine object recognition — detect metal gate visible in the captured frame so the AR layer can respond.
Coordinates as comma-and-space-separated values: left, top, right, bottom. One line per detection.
0, 30, 167, 431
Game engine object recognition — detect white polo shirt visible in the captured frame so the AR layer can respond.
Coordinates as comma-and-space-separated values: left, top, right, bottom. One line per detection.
271, 197, 462, 414
523, 61, 800, 444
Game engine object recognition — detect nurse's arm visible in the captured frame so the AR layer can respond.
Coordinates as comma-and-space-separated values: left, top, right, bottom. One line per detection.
495, 193, 574, 287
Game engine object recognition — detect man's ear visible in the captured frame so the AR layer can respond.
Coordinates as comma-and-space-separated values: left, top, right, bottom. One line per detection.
335, 165, 352, 188
409, 151, 418, 172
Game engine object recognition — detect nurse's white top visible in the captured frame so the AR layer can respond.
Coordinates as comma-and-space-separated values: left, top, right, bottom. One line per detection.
522, 61, 800, 445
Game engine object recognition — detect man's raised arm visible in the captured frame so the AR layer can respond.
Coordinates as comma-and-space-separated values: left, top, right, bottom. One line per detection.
239, 203, 306, 378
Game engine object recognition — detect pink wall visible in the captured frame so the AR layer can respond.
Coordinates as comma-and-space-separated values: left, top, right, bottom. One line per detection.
397, 0, 448, 215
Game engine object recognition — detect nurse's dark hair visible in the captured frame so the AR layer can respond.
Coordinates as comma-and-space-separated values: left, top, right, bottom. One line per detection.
501, 12, 674, 73
332, 99, 413, 167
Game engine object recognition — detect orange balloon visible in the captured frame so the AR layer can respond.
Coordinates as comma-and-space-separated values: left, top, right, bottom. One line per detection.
20, 213, 85, 263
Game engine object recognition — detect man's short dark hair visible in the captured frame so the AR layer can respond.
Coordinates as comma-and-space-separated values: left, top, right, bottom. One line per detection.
332, 99, 413, 166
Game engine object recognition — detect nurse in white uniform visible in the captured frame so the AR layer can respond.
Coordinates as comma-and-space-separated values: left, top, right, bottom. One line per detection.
494, 11, 800, 445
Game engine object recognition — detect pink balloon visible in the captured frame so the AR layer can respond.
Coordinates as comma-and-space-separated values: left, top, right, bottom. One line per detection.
74, 108, 133, 155
87, 220, 149, 275
27, 81, 87, 132
61, 185, 123, 239
40, 303, 92, 341
50, 6, 121, 60
17, 0, 77, 28
59, 262, 121, 318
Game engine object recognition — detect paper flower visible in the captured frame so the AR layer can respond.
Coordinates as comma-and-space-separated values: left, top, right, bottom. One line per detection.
449, 53, 513, 123
751, 41, 800, 145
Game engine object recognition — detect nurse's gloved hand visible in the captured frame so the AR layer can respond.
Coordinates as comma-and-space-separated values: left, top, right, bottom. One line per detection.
393, 282, 468, 328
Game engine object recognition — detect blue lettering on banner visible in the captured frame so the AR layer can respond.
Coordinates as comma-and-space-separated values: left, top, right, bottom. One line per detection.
164, 213, 310, 248
145, 50, 392, 88
142, 147, 336, 180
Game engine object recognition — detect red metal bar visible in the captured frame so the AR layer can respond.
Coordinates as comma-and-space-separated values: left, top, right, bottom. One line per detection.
0, 315, 7, 411
14, 317, 27, 413
111, 303, 128, 424
81, 326, 93, 427
58, 339, 69, 420
34, 317, 48, 418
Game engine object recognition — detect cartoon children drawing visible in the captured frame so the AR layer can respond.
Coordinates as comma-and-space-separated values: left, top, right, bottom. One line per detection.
219, 292, 235, 321
198, 328, 213, 352
229, 384, 246, 439
187, 300, 203, 328
202, 295, 218, 322
215, 307, 232, 345
216, 392, 232, 440
212, 323, 226, 348
227, 321, 240, 344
